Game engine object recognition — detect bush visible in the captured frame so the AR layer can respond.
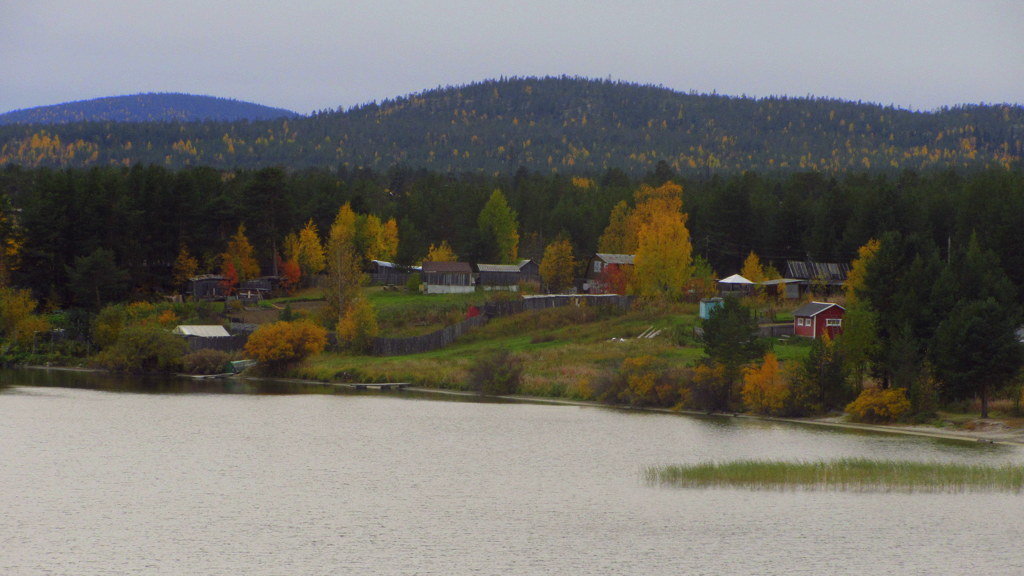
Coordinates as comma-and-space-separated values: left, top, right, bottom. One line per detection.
593, 355, 686, 408
0, 287, 50, 348
92, 305, 129, 349
688, 361, 731, 412
741, 352, 789, 415
406, 272, 422, 293
845, 387, 912, 423
468, 350, 523, 395
244, 321, 327, 370
336, 298, 379, 353
93, 326, 187, 373
181, 349, 232, 375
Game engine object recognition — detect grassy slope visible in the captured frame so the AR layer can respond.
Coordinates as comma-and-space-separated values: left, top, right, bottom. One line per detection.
290, 289, 805, 400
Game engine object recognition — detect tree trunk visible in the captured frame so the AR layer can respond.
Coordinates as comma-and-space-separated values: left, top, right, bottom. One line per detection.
980, 382, 989, 419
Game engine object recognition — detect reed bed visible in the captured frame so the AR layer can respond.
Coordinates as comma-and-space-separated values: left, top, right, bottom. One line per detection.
646, 458, 1024, 493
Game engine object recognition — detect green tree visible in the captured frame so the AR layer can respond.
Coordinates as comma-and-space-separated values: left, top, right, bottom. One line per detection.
94, 325, 187, 373
67, 248, 131, 310
794, 333, 851, 414
840, 304, 879, 391
477, 189, 519, 263
932, 299, 1022, 418
699, 297, 764, 410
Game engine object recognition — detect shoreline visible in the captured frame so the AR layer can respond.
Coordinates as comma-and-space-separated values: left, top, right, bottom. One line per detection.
14, 364, 1024, 447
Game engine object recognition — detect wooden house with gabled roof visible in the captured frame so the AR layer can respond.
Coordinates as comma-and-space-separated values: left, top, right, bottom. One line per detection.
792, 301, 845, 339
422, 261, 475, 294
584, 253, 634, 294
785, 260, 851, 296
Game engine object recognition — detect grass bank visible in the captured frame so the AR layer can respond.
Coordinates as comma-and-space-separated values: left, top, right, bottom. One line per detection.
645, 458, 1024, 493
294, 301, 703, 397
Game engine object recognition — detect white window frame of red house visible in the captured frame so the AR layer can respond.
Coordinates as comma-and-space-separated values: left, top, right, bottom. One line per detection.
826, 318, 842, 327
594, 261, 603, 273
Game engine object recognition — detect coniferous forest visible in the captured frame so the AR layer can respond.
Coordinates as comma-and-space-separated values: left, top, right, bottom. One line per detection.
1, 77, 1021, 175
2, 163, 1022, 309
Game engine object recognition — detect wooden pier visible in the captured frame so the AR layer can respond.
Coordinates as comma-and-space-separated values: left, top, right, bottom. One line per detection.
330, 382, 412, 391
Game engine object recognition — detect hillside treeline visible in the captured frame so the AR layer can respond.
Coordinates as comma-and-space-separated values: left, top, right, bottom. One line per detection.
1, 163, 1022, 309
0, 77, 1020, 175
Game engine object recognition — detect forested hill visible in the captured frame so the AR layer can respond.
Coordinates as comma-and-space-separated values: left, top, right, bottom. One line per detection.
0, 77, 1021, 175
0, 93, 299, 125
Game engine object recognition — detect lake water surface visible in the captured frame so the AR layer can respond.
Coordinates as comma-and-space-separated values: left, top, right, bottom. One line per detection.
2, 369, 1023, 575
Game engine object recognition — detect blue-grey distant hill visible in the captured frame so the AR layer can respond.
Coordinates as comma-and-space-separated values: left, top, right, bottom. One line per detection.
0, 93, 300, 125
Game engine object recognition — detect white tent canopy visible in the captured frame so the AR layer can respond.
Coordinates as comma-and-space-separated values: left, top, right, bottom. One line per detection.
718, 274, 754, 285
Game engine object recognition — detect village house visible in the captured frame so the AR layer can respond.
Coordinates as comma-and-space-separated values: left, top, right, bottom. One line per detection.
784, 260, 851, 297
475, 259, 541, 291
584, 253, 634, 294
759, 277, 802, 300
187, 274, 229, 300
238, 276, 285, 303
367, 260, 419, 286
172, 324, 246, 353
517, 259, 541, 287
421, 261, 475, 294
792, 301, 845, 339
477, 263, 524, 291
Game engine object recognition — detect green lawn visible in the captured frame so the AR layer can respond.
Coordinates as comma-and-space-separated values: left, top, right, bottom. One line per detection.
293, 290, 814, 400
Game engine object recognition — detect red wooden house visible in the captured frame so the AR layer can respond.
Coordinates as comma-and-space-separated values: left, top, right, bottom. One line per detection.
792, 301, 845, 339
584, 253, 634, 294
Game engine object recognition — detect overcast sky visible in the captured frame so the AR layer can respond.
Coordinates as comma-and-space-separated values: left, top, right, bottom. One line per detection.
2, 0, 1022, 115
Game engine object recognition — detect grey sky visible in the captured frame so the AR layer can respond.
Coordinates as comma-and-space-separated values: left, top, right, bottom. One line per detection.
2, 0, 1022, 115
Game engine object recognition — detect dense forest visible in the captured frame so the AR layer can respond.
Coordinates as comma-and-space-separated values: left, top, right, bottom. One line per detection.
1, 77, 1021, 175
1, 163, 1022, 311
0, 93, 299, 126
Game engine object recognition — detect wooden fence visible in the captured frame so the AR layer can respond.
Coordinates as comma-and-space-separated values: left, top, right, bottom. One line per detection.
371, 314, 488, 356
757, 323, 794, 338
371, 294, 633, 356
485, 294, 633, 317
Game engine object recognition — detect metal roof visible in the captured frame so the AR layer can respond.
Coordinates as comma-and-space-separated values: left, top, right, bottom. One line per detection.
784, 260, 851, 283
422, 261, 473, 274
791, 302, 845, 318
595, 253, 635, 265
477, 264, 521, 273
173, 325, 231, 338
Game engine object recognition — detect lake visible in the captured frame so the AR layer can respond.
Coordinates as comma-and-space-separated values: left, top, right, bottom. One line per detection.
2, 368, 1023, 575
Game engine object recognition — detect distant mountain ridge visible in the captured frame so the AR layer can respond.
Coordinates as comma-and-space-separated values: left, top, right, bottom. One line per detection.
0, 77, 1020, 174
0, 93, 300, 125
